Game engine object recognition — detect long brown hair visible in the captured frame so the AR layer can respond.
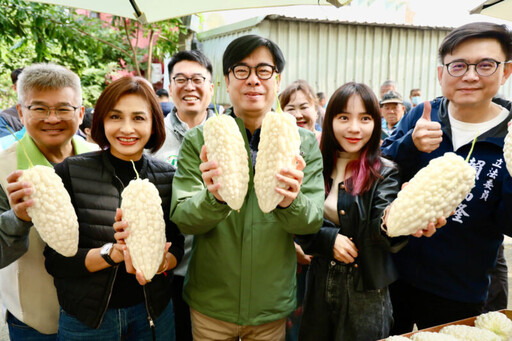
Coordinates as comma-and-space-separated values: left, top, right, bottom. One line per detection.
319, 82, 382, 195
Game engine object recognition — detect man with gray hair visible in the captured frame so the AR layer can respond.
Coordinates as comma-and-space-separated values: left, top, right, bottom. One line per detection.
380, 80, 412, 113
0, 63, 97, 340
380, 90, 406, 138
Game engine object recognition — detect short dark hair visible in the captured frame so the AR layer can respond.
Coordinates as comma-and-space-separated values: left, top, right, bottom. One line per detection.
410, 88, 421, 96
316, 92, 326, 100
222, 35, 285, 75
79, 107, 94, 132
156, 88, 169, 98
92, 76, 165, 153
11, 68, 23, 85
168, 50, 213, 79
439, 22, 512, 64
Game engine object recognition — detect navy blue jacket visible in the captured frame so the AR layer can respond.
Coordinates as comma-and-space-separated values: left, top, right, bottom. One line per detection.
381, 97, 512, 303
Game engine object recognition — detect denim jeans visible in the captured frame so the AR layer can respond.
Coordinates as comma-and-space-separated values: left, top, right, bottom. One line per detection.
57, 300, 175, 341
7, 312, 57, 341
299, 259, 393, 341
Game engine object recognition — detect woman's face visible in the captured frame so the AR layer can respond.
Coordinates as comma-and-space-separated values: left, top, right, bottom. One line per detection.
283, 90, 318, 132
332, 94, 374, 159
104, 94, 153, 161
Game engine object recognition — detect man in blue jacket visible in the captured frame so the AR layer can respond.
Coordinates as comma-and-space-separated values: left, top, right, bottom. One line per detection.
381, 22, 512, 333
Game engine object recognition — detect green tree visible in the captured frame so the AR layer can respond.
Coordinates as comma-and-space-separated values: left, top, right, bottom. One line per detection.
0, 0, 185, 108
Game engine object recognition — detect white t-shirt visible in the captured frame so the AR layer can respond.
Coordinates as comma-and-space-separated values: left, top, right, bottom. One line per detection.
449, 106, 509, 151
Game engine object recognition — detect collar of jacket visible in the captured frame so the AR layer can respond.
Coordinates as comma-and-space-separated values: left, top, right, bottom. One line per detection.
16, 134, 91, 170
436, 96, 512, 149
170, 106, 215, 138
101, 150, 150, 181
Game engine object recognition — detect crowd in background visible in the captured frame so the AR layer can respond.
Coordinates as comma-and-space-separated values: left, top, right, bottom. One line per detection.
0, 20, 511, 341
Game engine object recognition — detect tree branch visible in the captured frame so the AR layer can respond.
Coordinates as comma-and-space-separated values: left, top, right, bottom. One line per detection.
124, 18, 141, 76
146, 29, 155, 81
46, 17, 131, 57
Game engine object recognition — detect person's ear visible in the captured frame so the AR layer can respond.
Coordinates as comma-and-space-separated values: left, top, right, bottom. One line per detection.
77, 106, 85, 125
437, 65, 444, 85
225, 75, 230, 93
275, 74, 282, 93
501, 61, 512, 85
16, 104, 25, 125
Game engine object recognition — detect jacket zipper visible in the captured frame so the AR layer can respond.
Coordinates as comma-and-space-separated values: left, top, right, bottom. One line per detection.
97, 266, 119, 328
97, 173, 125, 328
143, 286, 156, 341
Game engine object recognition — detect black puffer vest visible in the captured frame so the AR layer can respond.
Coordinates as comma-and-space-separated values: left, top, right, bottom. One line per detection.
45, 151, 182, 329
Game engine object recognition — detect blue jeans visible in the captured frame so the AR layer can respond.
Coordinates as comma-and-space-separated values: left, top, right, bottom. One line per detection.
57, 300, 175, 341
6, 311, 57, 341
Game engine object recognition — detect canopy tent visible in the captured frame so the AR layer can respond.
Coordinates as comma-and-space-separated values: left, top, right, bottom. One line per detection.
24, 0, 350, 24
470, 0, 512, 21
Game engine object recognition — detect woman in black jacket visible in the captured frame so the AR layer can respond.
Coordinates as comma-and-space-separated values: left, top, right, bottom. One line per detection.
297, 82, 408, 341
44, 76, 184, 340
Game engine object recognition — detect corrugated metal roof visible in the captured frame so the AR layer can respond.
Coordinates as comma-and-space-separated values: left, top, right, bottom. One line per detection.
198, 14, 455, 40
199, 15, 512, 105
265, 14, 456, 31
199, 16, 267, 40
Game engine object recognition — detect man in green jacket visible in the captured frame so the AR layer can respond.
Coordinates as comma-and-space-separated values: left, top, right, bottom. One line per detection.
170, 35, 324, 340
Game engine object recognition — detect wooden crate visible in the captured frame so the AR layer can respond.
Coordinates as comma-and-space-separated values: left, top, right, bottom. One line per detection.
379, 309, 512, 340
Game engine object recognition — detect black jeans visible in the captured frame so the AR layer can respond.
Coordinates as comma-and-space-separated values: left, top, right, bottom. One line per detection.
299, 258, 393, 341
389, 280, 484, 334
484, 244, 508, 312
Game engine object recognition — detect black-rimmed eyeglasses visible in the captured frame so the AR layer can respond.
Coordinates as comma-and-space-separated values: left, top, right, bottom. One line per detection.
229, 63, 277, 80
444, 59, 509, 77
172, 75, 207, 86
23, 104, 79, 121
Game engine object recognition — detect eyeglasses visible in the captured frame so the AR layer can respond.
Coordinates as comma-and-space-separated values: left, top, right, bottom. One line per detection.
229, 63, 276, 80
23, 104, 79, 121
444, 59, 509, 77
172, 75, 207, 86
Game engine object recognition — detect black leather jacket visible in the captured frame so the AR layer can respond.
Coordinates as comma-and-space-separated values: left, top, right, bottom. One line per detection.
298, 158, 407, 291
44, 151, 184, 329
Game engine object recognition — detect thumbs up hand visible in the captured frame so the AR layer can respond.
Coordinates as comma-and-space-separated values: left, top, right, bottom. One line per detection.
412, 101, 443, 153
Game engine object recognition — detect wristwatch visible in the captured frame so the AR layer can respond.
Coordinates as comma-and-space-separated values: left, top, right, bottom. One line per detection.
100, 243, 119, 266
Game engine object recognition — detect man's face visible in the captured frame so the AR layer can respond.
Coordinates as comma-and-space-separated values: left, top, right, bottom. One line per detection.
18, 87, 84, 152
158, 96, 169, 103
410, 90, 421, 99
437, 38, 512, 109
381, 102, 404, 127
380, 85, 395, 99
169, 60, 213, 117
225, 46, 280, 119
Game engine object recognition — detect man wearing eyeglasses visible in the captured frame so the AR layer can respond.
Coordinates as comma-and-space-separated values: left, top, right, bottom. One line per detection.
152, 50, 214, 168
0, 63, 97, 340
381, 22, 512, 333
171, 35, 323, 340
150, 49, 214, 341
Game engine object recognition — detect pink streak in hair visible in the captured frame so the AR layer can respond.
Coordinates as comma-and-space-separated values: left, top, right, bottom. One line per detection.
346, 148, 381, 196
